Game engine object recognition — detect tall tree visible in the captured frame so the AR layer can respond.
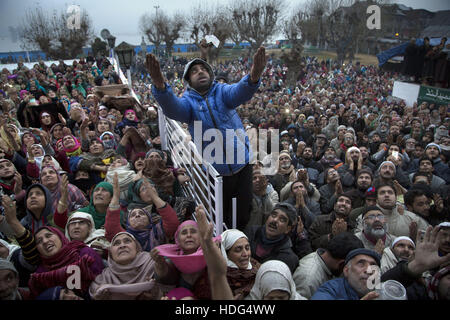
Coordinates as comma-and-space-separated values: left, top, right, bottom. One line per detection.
188, 4, 231, 62
158, 12, 185, 57
91, 37, 107, 58
230, 0, 284, 55
19, 6, 93, 59
281, 8, 307, 88
139, 12, 164, 56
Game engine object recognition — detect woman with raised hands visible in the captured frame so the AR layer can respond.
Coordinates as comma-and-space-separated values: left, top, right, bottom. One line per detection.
39, 166, 87, 215
89, 232, 161, 300
150, 210, 220, 299
1, 194, 104, 298
104, 173, 179, 251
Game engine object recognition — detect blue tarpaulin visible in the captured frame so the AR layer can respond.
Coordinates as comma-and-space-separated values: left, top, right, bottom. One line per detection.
376, 38, 449, 67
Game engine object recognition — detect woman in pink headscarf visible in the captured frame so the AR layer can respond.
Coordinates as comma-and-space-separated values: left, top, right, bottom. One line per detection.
150, 219, 220, 299
115, 109, 139, 136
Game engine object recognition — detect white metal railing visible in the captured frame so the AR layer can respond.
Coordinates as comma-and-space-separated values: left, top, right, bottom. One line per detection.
159, 112, 225, 236
112, 56, 225, 236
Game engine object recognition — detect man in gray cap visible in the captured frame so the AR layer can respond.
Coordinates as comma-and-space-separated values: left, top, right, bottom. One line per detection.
146, 40, 268, 231
311, 248, 381, 300
0, 259, 28, 300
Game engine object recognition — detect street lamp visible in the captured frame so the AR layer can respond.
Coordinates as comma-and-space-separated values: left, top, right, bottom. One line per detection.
140, 36, 147, 58
114, 41, 135, 87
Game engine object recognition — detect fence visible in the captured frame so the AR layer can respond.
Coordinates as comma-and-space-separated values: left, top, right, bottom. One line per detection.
112, 56, 225, 236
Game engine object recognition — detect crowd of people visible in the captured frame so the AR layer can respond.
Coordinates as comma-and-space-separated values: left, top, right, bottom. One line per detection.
0, 36, 449, 302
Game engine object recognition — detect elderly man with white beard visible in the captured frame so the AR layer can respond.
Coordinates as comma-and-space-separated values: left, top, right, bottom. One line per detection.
355, 206, 395, 255
355, 183, 429, 238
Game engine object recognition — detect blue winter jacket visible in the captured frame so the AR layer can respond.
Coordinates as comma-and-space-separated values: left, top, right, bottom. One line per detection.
310, 277, 361, 300
152, 75, 260, 175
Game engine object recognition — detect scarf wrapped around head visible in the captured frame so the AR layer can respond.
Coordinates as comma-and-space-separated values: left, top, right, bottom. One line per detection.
20, 131, 39, 155
89, 232, 158, 300
426, 265, 450, 300
0, 124, 21, 152
62, 134, 82, 157
29, 226, 99, 297
155, 221, 220, 274
34, 226, 88, 270
247, 260, 306, 300
125, 207, 164, 252
0, 239, 20, 261
30, 143, 45, 168
127, 178, 154, 210
78, 181, 125, 229
100, 131, 117, 150
21, 184, 53, 234
39, 111, 56, 132
220, 229, 252, 270
124, 109, 138, 122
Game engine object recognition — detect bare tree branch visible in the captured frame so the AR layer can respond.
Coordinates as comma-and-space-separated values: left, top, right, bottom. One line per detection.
19, 6, 93, 60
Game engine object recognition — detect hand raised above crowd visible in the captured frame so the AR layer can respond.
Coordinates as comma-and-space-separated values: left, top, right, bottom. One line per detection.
146, 54, 166, 90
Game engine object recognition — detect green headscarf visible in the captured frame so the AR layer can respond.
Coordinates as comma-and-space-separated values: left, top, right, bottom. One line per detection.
79, 181, 126, 229
127, 178, 153, 211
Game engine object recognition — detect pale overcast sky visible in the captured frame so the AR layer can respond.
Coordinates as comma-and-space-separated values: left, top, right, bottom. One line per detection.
0, 0, 449, 52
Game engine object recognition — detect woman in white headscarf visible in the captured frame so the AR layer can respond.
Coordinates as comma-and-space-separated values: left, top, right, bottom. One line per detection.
220, 229, 259, 299
64, 211, 111, 260
246, 260, 307, 300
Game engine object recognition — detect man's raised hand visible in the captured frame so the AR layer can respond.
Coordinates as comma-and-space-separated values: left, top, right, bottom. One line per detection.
145, 54, 165, 90
250, 47, 268, 84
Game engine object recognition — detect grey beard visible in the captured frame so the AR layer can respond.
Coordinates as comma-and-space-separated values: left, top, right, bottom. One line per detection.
364, 224, 386, 239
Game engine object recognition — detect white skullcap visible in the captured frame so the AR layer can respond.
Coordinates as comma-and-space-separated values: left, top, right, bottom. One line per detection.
391, 236, 415, 249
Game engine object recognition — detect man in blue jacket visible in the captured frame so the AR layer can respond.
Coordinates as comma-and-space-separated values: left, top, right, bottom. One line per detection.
146, 43, 268, 230
311, 248, 381, 300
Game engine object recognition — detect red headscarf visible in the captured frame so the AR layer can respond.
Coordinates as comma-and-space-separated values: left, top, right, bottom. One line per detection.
36, 226, 87, 271
29, 226, 98, 297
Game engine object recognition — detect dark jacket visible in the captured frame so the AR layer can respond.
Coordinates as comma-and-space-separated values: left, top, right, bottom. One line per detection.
246, 225, 299, 273
318, 184, 338, 214
308, 211, 356, 250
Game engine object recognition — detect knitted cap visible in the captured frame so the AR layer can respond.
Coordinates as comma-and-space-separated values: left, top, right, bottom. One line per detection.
183, 58, 214, 82
379, 161, 396, 174
365, 186, 377, 199
363, 205, 383, 217
345, 248, 381, 266
0, 258, 18, 275
279, 150, 291, 160
425, 143, 441, 154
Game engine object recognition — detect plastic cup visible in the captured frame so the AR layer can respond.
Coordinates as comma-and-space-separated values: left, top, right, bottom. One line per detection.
376, 280, 407, 300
